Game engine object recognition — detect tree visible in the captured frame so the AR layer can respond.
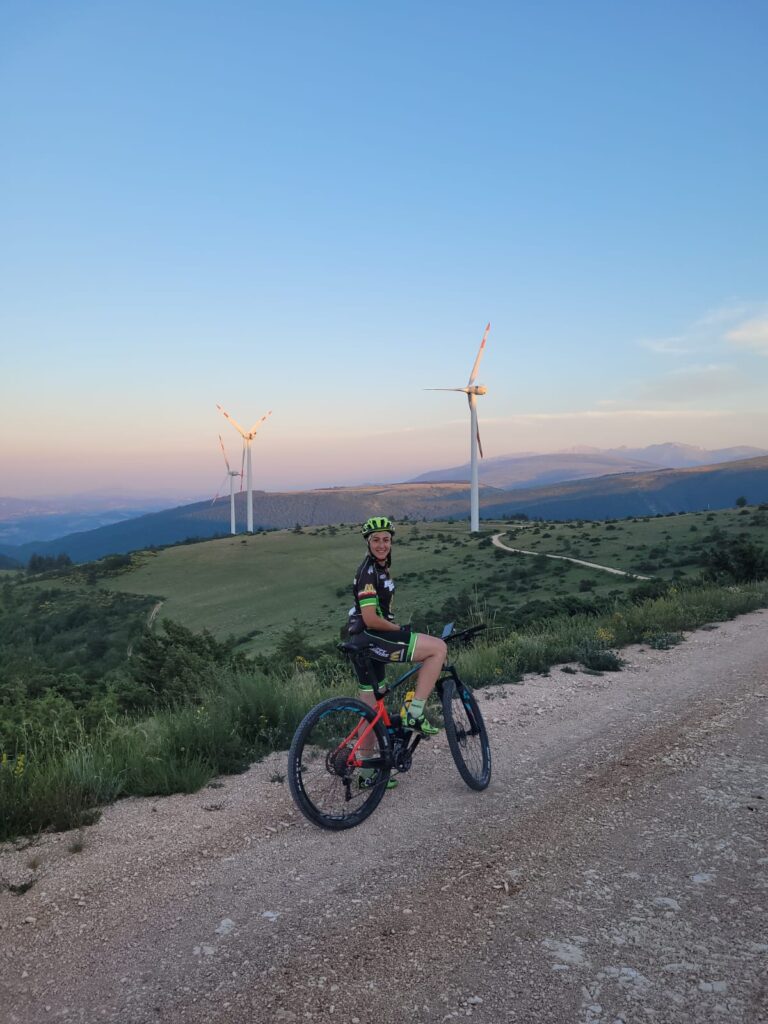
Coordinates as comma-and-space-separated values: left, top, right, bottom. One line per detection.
705, 537, 768, 582
274, 621, 316, 662
130, 619, 245, 706
27, 553, 72, 574
735, 496, 748, 508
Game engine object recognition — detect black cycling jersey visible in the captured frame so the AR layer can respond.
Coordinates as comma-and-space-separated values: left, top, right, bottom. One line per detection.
346, 553, 419, 688
347, 553, 395, 633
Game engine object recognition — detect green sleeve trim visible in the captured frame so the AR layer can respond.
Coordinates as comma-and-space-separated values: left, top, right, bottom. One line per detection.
359, 597, 378, 609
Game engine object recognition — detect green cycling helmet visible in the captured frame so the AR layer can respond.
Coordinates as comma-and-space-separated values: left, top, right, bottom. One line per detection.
362, 516, 395, 539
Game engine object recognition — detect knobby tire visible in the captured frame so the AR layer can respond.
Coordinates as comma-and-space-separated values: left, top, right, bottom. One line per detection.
441, 678, 492, 790
288, 696, 392, 830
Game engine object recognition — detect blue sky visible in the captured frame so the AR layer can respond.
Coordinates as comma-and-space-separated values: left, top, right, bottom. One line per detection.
2, 0, 767, 497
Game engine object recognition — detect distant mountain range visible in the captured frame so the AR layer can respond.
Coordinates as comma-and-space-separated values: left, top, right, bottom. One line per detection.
410, 443, 768, 489
479, 455, 768, 521
2, 453, 768, 564
0, 495, 173, 547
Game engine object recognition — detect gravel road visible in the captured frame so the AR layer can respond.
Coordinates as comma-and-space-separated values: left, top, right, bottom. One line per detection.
2, 610, 767, 1024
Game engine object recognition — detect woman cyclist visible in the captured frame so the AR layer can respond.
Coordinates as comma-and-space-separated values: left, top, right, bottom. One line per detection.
347, 516, 447, 737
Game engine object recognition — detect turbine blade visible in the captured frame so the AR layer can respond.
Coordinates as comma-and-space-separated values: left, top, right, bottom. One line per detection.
217, 404, 248, 438
424, 387, 467, 392
467, 322, 491, 386
247, 409, 272, 436
476, 422, 484, 459
239, 444, 246, 491
218, 434, 231, 472
211, 474, 229, 505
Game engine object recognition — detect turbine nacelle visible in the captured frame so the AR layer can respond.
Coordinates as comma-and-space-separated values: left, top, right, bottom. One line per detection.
467, 385, 487, 396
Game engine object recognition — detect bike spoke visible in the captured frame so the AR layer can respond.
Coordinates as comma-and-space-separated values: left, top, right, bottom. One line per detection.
289, 700, 391, 828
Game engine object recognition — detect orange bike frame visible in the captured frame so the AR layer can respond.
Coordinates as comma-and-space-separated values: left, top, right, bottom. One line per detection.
337, 698, 392, 769
334, 660, 426, 769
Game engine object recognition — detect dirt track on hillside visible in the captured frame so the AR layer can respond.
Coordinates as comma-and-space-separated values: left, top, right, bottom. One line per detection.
2, 611, 767, 1023
491, 531, 653, 580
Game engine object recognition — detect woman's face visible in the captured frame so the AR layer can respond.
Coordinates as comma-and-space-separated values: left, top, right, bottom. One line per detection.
368, 531, 392, 562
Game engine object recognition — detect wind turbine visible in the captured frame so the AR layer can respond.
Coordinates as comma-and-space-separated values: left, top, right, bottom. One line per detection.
211, 435, 244, 535
426, 322, 490, 533
216, 404, 272, 533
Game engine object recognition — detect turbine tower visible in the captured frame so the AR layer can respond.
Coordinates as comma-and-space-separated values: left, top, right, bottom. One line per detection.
216, 404, 272, 533
426, 322, 490, 533
211, 435, 244, 535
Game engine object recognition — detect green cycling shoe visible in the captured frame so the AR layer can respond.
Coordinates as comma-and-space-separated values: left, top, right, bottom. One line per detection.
402, 710, 440, 737
357, 769, 398, 791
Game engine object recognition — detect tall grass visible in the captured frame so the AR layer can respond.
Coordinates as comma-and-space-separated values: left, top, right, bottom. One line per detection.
451, 579, 768, 685
1, 668, 346, 842
3, 579, 768, 842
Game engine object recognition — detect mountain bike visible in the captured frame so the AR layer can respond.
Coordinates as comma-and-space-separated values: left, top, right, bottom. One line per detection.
287, 623, 492, 830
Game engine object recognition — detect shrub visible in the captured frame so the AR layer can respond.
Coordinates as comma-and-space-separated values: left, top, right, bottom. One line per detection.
704, 538, 768, 583
577, 646, 624, 672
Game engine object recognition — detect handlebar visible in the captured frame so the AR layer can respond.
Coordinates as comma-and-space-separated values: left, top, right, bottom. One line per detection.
443, 623, 487, 647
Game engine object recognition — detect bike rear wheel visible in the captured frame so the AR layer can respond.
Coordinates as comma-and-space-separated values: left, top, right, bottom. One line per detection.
441, 678, 492, 790
288, 696, 392, 830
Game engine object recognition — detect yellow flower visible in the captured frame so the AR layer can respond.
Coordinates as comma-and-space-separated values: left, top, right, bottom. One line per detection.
595, 626, 615, 647
13, 753, 25, 778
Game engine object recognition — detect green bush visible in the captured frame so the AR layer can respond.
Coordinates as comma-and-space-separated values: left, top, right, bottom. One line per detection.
704, 537, 768, 582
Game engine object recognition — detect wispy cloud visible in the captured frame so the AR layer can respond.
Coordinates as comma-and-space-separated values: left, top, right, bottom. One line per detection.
638, 301, 768, 356
692, 303, 758, 328
726, 317, 768, 355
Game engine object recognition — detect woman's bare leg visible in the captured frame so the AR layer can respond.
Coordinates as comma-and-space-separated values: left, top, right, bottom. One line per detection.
411, 634, 447, 701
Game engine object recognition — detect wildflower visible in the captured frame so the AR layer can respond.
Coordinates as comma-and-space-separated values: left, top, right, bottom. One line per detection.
595, 626, 615, 647
13, 753, 25, 778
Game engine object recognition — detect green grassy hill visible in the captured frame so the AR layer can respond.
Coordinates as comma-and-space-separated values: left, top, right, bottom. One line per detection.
105, 521, 506, 652
100, 505, 768, 654
499, 505, 768, 578
4, 506, 768, 840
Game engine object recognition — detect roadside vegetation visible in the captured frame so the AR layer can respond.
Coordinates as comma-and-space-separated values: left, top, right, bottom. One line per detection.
2, 504, 768, 841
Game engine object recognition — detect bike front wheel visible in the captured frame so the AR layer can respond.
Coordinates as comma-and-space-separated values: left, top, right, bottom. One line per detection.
288, 696, 392, 830
441, 678, 492, 791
